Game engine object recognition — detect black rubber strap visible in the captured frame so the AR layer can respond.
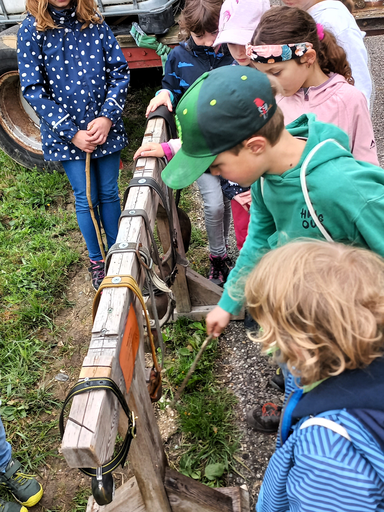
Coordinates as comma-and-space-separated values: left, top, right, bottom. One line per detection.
146, 105, 177, 139
123, 176, 169, 214
59, 378, 135, 477
117, 208, 164, 280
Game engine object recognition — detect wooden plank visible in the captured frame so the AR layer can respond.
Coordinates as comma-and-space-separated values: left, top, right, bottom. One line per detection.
173, 305, 245, 322
164, 468, 233, 512
86, 476, 146, 512
62, 118, 173, 511
217, 487, 250, 512
156, 204, 192, 314
62, 118, 166, 467
186, 268, 222, 306
116, 22, 180, 48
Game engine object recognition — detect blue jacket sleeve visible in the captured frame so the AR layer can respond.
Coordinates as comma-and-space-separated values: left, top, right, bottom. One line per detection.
100, 23, 130, 125
218, 179, 276, 315
17, 23, 80, 142
258, 415, 384, 512
161, 49, 189, 106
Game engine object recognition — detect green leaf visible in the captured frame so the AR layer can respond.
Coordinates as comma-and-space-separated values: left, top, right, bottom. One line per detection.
179, 348, 191, 357
192, 322, 204, 331
204, 463, 225, 481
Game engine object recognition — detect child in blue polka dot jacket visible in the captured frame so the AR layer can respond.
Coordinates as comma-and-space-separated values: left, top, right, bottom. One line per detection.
17, 0, 130, 291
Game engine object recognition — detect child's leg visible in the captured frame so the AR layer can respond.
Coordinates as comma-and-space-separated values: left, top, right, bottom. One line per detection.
223, 194, 231, 249
196, 172, 229, 257
0, 417, 11, 472
62, 158, 104, 260
92, 151, 121, 250
231, 199, 250, 251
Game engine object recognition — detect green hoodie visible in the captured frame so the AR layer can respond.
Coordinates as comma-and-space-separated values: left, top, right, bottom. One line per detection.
219, 113, 384, 315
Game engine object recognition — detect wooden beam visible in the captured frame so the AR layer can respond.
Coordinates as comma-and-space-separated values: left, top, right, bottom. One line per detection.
217, 486, 250, 512
86, 476, 146, 512
156, 204, 191, 314
173, 305, 245, 322
185, 268, 222, 306
164, 468, 233, 512
62, 118, 172, 511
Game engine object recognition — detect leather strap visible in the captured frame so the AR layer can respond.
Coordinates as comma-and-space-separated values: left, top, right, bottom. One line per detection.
59, 377, 136, 477
123, 176, 178, 285
147, 105, 177, 139
115, 208, 165, 281
92, 275, 161, 378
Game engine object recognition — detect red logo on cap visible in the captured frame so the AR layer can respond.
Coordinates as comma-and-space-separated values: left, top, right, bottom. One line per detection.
254, 98, 271, 119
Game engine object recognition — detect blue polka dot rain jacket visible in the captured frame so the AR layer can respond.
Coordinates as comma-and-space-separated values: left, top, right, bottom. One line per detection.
17, 6, 130, 161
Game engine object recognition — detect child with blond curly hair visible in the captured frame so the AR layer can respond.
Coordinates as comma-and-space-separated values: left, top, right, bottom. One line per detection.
245, 240, 384, 512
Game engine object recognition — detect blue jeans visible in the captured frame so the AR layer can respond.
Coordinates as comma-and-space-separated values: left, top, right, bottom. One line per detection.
196, 173, 231, 257
62, 151, 121, 260
0, 416, 11, 472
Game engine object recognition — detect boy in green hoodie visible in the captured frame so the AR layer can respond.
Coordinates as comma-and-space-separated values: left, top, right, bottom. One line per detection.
161, 65, 384, 427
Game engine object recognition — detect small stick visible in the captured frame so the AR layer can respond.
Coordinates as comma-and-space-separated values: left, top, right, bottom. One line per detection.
170, 335, 214, 407
85, 152, 106, 260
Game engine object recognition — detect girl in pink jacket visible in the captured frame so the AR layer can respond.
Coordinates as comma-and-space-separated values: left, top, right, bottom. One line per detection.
247, 6, 378, 166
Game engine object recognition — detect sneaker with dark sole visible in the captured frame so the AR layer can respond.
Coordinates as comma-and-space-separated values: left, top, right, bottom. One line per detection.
0, 499, 27, 512
88, 260, 105, 291
246, 402, 281, 433
208, 254, 233, 287
270, 368, 285, 393
0, 459, 43, 507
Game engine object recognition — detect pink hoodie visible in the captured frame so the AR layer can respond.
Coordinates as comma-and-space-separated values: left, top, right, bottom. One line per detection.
278, 73, 379, 166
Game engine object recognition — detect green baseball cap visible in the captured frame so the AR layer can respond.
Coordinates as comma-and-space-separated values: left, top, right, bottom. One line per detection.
161, 66, 277, 190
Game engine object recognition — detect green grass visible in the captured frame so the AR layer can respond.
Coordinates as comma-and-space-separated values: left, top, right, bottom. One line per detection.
0, 152, 80, 466
0, 80, 231, 508
162, 318, 240, 486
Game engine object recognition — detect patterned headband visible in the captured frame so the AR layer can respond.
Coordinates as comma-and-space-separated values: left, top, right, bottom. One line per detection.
245, 43, 313, 64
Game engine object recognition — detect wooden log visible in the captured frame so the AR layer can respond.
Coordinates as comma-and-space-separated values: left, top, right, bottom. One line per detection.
86, 476, 146, 512
62, 118, 172, 511
164, 468, 233, 512
156, 203, 191, 314
217, 486, 250, 512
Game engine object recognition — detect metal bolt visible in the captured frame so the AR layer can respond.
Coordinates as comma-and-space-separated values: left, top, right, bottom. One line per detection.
112, 276, 122, 284
119, 242, 128, 248
138, 178, 146, 184
128, 210, 136, 215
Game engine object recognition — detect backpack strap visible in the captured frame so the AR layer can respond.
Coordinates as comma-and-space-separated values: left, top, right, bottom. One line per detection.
300, 417, 351, 441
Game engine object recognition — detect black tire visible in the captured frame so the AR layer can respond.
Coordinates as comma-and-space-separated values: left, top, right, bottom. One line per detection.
0, 25, 63, 172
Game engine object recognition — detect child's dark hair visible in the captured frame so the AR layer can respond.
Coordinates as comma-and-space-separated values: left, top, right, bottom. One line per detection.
26, 0, 102, 31
178, 0, 222, 40
252, 6, 354, 85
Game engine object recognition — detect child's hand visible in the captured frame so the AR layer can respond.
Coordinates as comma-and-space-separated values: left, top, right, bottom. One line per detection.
87, 117, 113, 146
206, 306, 231, 337
133, 143, 165, 160
72, 130, 98, 153
146, 91, 172, 117
233, 190, 252, 211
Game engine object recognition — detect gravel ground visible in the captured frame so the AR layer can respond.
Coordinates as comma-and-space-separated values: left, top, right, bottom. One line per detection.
366, 35, 384, 167
213, 35, 384, 511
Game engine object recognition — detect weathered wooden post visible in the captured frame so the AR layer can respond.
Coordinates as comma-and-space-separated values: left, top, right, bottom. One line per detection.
61, 117, 249, 512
